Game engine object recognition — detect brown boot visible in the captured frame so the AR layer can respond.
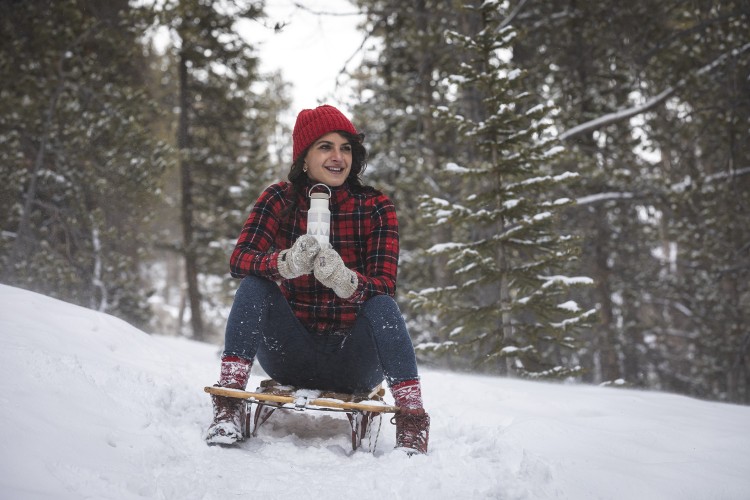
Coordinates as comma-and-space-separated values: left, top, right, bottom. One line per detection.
206, 356, 251, 445
392, 408, 430, 455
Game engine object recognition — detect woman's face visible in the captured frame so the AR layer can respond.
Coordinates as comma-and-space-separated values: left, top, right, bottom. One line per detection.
303, 132, 352, 187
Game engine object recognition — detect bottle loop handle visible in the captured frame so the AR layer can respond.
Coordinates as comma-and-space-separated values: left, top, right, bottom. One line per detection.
308, 183, 332, 199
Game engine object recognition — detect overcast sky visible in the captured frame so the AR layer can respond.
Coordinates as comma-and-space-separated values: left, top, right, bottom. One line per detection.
240, 0, 366, 118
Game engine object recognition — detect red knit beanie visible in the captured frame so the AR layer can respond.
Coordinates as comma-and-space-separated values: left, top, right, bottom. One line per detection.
292, 105, 358, 162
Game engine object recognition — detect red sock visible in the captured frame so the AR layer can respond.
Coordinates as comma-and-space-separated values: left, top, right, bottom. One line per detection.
218, 355, 252, 389
391, 379, 424, 410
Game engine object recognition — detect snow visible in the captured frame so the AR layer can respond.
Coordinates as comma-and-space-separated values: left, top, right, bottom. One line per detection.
539, 275, 595, 288
445, 162, 469, 173
427, 242, 465, 254
1, 283, 750, 500
556, 300, 580, 312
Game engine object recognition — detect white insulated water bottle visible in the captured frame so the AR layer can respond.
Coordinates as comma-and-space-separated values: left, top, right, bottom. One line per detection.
307, 183, 331, 247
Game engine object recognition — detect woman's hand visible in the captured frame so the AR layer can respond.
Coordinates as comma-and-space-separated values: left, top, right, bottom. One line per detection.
314, 247, 358, 299
278, 235, 321, 279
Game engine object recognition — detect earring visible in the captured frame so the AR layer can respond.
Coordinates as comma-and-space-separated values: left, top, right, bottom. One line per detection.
303, 164, 308, 173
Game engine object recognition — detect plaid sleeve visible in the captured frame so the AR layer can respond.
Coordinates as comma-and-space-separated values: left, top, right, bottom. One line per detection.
347, 194, 399, 304
229, 184, 286, 279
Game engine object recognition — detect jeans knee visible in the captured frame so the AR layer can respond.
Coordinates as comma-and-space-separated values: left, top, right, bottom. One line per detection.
235, 275, 277, 302
361, 294, 403, 324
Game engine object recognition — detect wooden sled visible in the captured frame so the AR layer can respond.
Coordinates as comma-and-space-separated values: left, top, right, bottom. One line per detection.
204, 379, 399, 452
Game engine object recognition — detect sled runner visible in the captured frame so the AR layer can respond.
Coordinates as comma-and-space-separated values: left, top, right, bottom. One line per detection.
204, 379, 399, 451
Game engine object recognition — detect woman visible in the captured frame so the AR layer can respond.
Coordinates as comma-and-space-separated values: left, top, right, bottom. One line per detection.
206, 105, 430, 454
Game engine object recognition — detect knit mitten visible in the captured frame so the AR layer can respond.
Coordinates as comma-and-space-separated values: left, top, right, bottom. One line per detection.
278, 234, 321, 279
313, 247, 358, 299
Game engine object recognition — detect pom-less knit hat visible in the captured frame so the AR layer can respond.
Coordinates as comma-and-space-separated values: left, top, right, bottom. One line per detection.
292, 105, 358, 162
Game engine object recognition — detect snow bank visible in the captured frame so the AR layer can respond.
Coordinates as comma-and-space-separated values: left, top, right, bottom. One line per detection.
1, 284, 749, 499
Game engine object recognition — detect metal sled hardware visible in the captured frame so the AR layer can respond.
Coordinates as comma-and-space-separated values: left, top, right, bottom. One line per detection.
205, 379, 399, 452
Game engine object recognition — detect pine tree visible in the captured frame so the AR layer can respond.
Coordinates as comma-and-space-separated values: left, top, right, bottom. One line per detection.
645, 0, 750, 400
350, 0, 466, 343
513, 0, 750, 400
510, 0, 670, 385
149, 0, 285, 340
410, 1, 594, 378
0, 0, 168, 327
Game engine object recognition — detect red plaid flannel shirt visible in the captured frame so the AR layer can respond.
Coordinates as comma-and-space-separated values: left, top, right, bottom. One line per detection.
229, 180, 399, 335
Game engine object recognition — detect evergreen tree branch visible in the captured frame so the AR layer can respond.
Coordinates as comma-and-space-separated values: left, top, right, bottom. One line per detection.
560, 43, 750, 141
575, 167, 750, 206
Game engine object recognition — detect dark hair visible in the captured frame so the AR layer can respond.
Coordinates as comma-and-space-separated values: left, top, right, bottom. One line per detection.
282, 131, 367, 218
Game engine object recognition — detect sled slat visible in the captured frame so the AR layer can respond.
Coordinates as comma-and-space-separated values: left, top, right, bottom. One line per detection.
204, 385, 399, 413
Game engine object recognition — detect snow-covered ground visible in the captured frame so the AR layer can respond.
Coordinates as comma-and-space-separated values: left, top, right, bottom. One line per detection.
1, 284, 749, 500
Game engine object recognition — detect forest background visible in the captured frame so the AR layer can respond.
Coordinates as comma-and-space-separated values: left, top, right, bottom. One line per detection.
2, 0, 748, 404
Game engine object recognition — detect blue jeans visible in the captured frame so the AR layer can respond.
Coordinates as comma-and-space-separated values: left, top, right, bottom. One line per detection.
223, 276, 419, 393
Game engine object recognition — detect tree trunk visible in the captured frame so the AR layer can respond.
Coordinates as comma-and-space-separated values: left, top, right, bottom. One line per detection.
5, 59, 66, 282
178, 50, 205, 340
592, 207, 620, 382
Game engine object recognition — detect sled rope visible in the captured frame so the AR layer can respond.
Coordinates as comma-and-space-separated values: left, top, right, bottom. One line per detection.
367, 412, 383, 453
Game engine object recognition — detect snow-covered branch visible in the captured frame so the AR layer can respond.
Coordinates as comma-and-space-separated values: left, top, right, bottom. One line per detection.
560, 87, 675, 141
705, 166, 750, 183
575, 167, 748, 206
560, 43, 750, 141
575, 192, 636, 205
498, 0, 529, 31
